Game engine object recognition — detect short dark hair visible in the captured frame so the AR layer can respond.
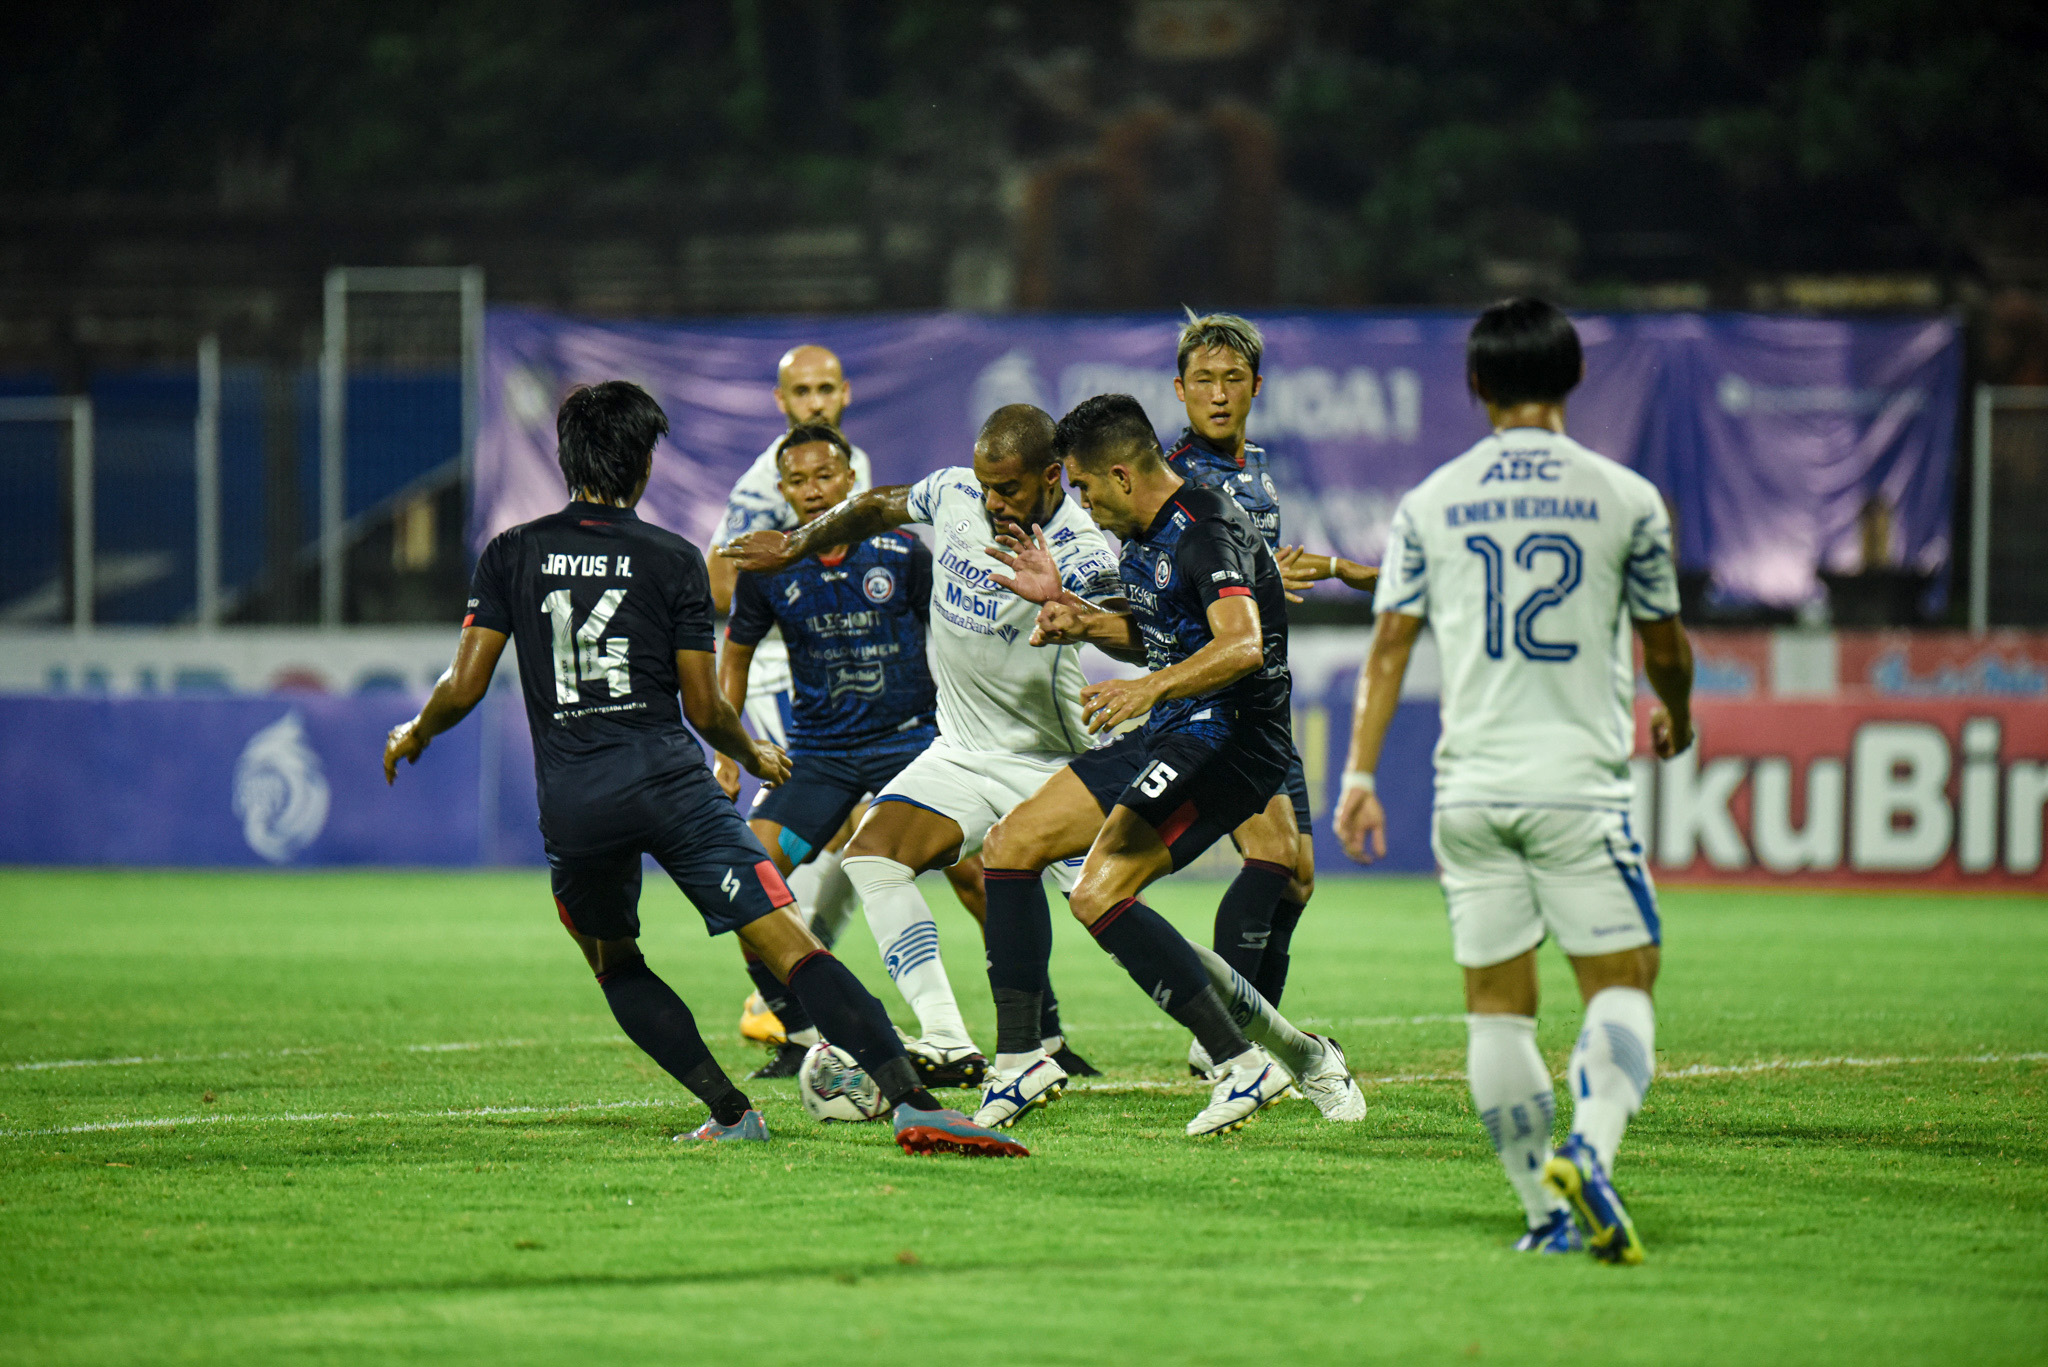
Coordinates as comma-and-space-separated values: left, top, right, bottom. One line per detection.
774, 422, 854, 473
557, 381, 668, 502
1467, 299, 1583, 406
975, 403, 1059, 471
1053, 393, 1162, 472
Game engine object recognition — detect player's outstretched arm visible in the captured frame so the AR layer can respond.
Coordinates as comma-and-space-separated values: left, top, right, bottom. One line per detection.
711, 638, 758, 800
1077, 594, 1264, 734
1635, 616, 1696, 759
384, 627, 507, 783
1334, 611, 1422, 863
719, 485, 914, 574
1275, 545, 1379, 602
676, 648, 790, 787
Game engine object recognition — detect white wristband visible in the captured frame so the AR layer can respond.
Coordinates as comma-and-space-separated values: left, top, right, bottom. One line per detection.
1340, 770, 1376, 795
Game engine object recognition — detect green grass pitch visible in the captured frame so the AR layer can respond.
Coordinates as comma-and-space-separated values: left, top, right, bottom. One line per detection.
1, 868, 2043, 1365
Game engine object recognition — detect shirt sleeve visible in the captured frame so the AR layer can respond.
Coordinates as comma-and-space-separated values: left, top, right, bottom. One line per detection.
907, 537, 933, 629
670, 542, 718, 654
1371, 499, 1430, 620
1172, 517, 1261, 611
1051, 527, 1125, 601
719, 488, 793, 544
726, 569, 775, 647
904, 469, 949, 525
1624, 489, 1682, 621
463, 534, 515, 634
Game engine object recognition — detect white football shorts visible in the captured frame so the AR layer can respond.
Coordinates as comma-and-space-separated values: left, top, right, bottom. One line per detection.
871, 736, 1087, 892
1431, 804, 1662, 969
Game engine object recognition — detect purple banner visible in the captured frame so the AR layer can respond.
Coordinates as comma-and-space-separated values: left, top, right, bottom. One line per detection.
478, 308, 1959, 609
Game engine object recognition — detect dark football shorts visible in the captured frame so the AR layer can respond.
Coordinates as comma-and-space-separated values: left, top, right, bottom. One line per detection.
749, 742, 928, 866
1069, 715, 1292, 872
1283, 750, 1313, 835
548, 767, 795, 942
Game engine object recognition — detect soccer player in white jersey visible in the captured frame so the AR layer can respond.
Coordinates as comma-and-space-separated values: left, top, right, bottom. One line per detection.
722, 405, 1124, 1081
709, 345, 873, 1056
1336, 299, 1695, 1264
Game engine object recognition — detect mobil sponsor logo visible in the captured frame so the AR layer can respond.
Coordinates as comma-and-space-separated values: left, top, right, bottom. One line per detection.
942, 579, 1002, 624
1631, 699, 2048, 887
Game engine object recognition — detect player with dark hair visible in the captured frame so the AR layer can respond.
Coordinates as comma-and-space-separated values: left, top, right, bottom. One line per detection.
1337, 298, 1692, 1259
721, 403, 1121, 1086
382, 380, 1025, 1157
969, 393, 1365, 1136
720, 422, 988, 1087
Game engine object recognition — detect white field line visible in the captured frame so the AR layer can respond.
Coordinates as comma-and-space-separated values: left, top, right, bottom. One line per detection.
6, 1050, 2043, 1140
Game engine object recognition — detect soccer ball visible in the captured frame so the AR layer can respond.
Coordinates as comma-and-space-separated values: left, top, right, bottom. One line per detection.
796, 1041, 888, 1123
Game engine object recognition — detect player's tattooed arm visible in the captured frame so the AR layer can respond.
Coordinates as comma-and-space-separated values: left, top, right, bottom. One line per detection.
1334, 610, 1423, 863
720, 485, 913, 573
1077, 593, 1266, 734
1275, 545, 1378, 602
676, 648, 791, 787
384, 626, 507, 783
1634, 616, 1696, 759
711, 638, 759, 800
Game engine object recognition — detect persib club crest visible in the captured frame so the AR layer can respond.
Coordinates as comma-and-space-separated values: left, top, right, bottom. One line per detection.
862, 566, 896, 603
1153, 557, 1172, 589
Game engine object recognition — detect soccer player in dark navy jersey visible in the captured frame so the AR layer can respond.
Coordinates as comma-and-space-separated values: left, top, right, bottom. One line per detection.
381, 381, 1024, 1157
717, 424, 987, 1088
972, 394, 1369, 1136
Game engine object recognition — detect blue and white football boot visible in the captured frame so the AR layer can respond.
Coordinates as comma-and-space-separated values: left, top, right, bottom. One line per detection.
675, 1109, 770, 1143
894, 1104, 1029, 1157
972, 1052, 1069, 1129
1542, 1135, 1645, 1264
1512, 1208, 1584, 1253
1187, 1047, 1288, 1136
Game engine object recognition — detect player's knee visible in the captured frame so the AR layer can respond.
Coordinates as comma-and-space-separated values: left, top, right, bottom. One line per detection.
983, 813, 1048, 872
1287, 841, 1316, 904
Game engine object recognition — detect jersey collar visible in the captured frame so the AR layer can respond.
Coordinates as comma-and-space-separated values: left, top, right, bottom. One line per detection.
565, 499, 639, 522
1173, 425, 1251, 469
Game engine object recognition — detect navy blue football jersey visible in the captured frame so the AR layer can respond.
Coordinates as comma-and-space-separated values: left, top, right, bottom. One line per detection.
1165, 427, 1282, 551
465, 501, 719, 848
1119, 484, 1291, 737
727, 530, 938, 755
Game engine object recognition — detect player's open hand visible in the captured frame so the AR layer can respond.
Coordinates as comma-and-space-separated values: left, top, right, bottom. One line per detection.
745, 740, 791, 787
1274, 544, 1318, 603
1650, 705, 1694, 759
1335, 786, 1387, 865
713, 754, 742, 801
1078, 675, 1157, 734
718, 529, 796, 574
1032, 600, 1089, 646
985, 524, 1062, 604
383, 717, 428, 785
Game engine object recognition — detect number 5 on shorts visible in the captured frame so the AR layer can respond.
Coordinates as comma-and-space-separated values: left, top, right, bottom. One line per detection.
1136, 761, 1179, 798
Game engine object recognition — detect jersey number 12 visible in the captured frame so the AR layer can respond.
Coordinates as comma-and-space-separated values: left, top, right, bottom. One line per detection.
543, 589, 631, 703
1463, 533, 1582, 662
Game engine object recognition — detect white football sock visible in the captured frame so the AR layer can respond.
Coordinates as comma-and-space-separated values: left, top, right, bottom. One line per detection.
1467, 1013, 1567, 1226
843, 855, 973, 1050
794, 848, 857, 950
1193, 942, 1320, 1078
1569, 987, 1656, 1173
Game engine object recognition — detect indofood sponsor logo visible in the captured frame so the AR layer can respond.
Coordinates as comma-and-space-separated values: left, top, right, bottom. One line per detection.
233, 711, 330, 863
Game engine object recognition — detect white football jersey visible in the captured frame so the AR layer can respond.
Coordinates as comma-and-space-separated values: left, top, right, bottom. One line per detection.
906, 466, 1123, 756
716, 438, 874, 700
1373, 428, 1680, 807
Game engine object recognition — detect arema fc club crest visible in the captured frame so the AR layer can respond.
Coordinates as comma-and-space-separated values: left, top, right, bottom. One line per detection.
863, 566, 896, 603
1153, 557, 1172, 589
232, 710, 330, 863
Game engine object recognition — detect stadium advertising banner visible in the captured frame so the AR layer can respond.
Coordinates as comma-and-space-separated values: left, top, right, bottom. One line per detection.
478, 307, 1960, 611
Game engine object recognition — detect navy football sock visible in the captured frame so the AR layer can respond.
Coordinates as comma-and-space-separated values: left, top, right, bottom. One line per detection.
1213, 859, 1290, 981
1089, 898, 1251, 1064
984, 867, 1053, 1055
1254, 898, 1306, 1007
598, 956, 750, 1125
785, 951, 941, 1112
746, 955, 815, 1036
1039, 979, 1064, 1042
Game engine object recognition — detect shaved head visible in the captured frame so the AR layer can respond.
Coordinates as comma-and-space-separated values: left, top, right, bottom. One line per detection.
774, 345, 850, 428
974, 403, 1058, 470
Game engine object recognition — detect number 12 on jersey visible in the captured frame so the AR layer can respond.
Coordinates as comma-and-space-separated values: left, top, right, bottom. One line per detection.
544, 589, 632, 703
1463, 532, 1583, 662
